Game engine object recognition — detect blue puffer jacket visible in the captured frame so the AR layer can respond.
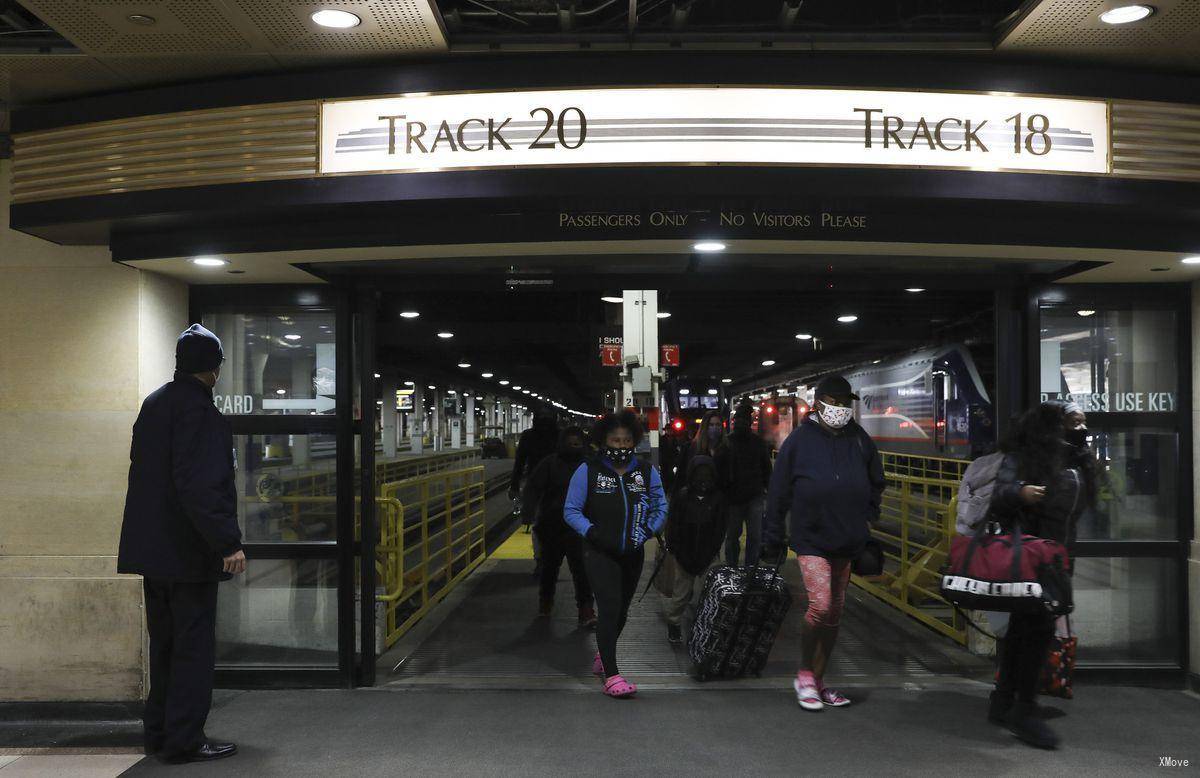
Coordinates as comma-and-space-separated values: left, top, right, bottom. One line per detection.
564, 456, 667, 553
763, 416, 885, 559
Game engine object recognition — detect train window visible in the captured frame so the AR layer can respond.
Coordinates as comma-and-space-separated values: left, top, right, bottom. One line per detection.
1038, 307, 1177, 414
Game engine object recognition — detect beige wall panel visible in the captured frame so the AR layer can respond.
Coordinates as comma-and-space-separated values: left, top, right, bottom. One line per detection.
0, 410, 134, 556
138, 271, 189, 401
0, 575, 143, 701
0, 266, 141, 412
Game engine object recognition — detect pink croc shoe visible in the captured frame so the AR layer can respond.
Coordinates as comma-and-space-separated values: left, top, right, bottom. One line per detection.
819, 687, 851, 707
592, 652, 605, 678
603, 674, 637, 698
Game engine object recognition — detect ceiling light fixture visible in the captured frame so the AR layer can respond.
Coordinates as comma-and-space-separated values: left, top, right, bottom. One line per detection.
761, 360, 776, 367
721, 378, 732, 384
707, 389, 718, 395
275, 389, 286, 395
404, 381, 414, 387
513, 385, 523, 391
679, 388, 691, 396
837, 315, 858, 323
1181, 256, 1200, 265
311, 9, 362, 28
457, 363, 471, 368
481, 372, 494, 378
284, 334, 301, 341
373, 373, 380, 379
437, 332, 454, 339
905, 287, 926, 293
191, 256, 227, 267
601, 296, 623, 304
693, 241, 726, 252
399, 311, 420, 319
1077, 309, 1096, 317
499, 380, 510, 386
795, 333, 813, 340
427, 385, 436, 390
1099, 4, 1154, 24
657, 312, 672, 319
126, 14, 157, 26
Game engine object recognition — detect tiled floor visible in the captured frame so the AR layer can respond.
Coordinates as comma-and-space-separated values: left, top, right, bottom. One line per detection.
0, 754, 142, 777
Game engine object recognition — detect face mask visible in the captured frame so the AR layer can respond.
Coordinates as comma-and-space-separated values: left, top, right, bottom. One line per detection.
1064, 427, 1088, 448
817, 402, 854, 429
605, 446, 635, 466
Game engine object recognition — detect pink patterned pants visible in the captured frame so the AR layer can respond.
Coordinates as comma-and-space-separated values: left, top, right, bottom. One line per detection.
797, 555, 852, 628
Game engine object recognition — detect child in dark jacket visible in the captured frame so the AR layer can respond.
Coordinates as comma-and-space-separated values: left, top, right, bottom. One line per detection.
663, 456, 728, 643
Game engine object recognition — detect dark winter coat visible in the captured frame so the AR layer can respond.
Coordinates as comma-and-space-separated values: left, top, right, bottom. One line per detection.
117, 373, 243, 582
990, 453, 1085, 552
511, 425, 558, 490
521, 451, 585, 538
673, 440, 733, 496
763, 416, 885, 559
726, 428, 773, 504
666, 457, 729, 576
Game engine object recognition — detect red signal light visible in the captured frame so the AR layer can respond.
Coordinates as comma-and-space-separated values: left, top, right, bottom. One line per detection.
766, 406, 776, 415
672, 420, 684, 431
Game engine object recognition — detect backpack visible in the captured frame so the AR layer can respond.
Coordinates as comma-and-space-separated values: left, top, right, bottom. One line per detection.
955, 452, 1005, 536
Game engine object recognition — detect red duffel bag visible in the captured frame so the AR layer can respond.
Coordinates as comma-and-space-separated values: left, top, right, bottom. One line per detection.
940, 522, 1073, 615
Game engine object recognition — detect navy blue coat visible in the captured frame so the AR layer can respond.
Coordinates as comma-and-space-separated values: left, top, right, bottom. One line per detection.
117, 373, 243, 582
763, 416, 885, 559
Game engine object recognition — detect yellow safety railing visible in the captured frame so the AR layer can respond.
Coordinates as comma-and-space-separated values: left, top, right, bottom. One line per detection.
375, 466, 488, 647
851, 453, 970, 645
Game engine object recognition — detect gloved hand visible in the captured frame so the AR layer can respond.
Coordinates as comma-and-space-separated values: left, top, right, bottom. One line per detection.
585, 526, 621, 557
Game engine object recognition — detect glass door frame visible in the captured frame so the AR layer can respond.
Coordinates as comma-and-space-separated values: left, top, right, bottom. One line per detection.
1027, 282, 1192, 683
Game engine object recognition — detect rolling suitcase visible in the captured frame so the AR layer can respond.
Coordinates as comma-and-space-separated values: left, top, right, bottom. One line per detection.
688, 564, 791, 680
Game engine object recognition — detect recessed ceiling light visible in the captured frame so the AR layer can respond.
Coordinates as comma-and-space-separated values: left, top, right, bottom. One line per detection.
457, 363, 471, 368
837, 315, 858, 323
404, 381, 414, 387
400, 311, 420, 319
373, 373, 380, 379
795, 333, 813, 340
679, 388, 691, 396
427, 385, 436, 390
721, 378, 732, 383
601, 296, 623, 304
1077, 309, 1096, 317
513, 385, 523, 390
1181, 256, 1200, 265
191, 256, 227, 267
481, 372, 494, 378
522, 390, 531, 394
1099, 4, 1154, 24
872, 359, 882, 364
275, 389, 286, 395
693, 241, 726, 252
437, 332, 454, 339
657, 312, 672, 319
284, 334, 301, 341
311, 9, 362, 28
707, 389, 718, 395
126, 14, 156, 26
762, 360, 776, 367
475, 396, 483, 400
499, 380, 510, 386
905, 287, 925, 293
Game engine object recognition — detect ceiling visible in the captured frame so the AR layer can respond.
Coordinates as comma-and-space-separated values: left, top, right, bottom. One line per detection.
3, 0, 1200, 156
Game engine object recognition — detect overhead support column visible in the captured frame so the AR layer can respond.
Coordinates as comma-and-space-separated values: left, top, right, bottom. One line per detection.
432, 389, 443, 452
381, 373, 398, 459
622, 290, 661, 459
466, 395, 476, 448
411, 385, 425, 454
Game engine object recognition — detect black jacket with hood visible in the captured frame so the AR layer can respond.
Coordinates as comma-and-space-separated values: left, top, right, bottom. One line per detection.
666, 455, 729, 576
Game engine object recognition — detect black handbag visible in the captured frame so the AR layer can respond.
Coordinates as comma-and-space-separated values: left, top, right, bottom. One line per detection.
853, 537, 884, 577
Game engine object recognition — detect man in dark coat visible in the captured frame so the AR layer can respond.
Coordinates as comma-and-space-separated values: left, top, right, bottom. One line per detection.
663, 456, 728, 643
521, 426, 595, 626
118, 324, 244, 763
724, 407, 773, 566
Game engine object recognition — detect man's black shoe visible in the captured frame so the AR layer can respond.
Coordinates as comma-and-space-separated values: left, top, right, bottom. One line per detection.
667, 623, 683, 644
161, 741, 238, 763
987, 690, 1014, 725
1008, 703, 1059, 750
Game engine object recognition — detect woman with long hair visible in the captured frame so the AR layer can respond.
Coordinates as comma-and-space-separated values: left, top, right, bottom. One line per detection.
988, 400, 1095, 749
675, 410, 732, 496
564, 410, 667, 698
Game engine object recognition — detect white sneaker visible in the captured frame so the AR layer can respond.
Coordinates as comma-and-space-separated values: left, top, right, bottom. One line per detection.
793, 677, 823, 711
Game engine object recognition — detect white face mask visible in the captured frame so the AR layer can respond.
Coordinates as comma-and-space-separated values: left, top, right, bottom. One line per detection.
817, 401, 854, 429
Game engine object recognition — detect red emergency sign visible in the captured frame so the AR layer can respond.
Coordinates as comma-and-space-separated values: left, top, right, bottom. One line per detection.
660, 344, 680, 367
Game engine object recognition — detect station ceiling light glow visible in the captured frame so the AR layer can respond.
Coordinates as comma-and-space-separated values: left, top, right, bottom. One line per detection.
657, 312, 672, 319
707, 389, 718, 395
795, 333, 813, 340
481, 372, 494, 378
837, 315, 859, 323
761, 359, 776, 367
513, 385, 523, 390
601, 296, 623, 304
499, 380, 510, 386
1099, 4, 1154, 24
679, 388, 691, 395
522, 390, 531, 394
373, 373, 380, 379
404, 381, 414, 387
399, 311, 420, 319
191, 256, 227, 267
457, 363, 471, 368
437, 332, 454, 339
275, 389, 286, 395
905, 287, 926, 293
693, 241, 727, 253
1077, 309, 1097, 317
427, 385, 436, 389
721, 378, 732, 384
311, 9, 361, 28
1181, 256, 1200, 265
284, 334, 301, 341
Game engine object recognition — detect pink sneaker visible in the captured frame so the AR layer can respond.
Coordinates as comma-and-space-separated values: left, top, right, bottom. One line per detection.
603, 674, 637, 698
592, 652, 605, 678
819, 687, 851, 707
793, 673, 823, 711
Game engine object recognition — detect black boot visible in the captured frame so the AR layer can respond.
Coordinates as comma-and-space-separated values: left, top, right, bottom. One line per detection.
667, 623, 683, 644
987, 690, 1014, 725
1008, 702, 1060, 749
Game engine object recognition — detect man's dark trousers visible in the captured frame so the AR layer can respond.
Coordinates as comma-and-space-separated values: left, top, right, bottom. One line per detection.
143, 578, 218, 758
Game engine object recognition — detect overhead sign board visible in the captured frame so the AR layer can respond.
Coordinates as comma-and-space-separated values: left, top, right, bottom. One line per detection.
320, 87, 1109, 177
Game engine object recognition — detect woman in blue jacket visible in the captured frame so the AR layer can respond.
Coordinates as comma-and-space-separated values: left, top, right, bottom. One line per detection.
565, 410, 667, 698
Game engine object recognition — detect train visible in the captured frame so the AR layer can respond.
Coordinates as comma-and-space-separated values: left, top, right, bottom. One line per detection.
740, 344, 995, 460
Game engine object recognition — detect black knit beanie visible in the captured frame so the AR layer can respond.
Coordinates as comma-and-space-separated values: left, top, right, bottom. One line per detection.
176, 324, 224, 374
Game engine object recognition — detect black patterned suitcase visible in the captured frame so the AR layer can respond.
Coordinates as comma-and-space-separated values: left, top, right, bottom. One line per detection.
688, 564, 791, 680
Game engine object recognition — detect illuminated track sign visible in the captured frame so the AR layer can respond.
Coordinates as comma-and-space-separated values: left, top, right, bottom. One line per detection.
320, 88, 1110, 176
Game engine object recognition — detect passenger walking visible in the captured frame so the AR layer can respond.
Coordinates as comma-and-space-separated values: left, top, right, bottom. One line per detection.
564, 410, 667, 698
986, 400, 1094, 749
663, 455, 729, 643
762, 375, 885, 711
117, 324, 244, 764
723, 405, 773, 566
511, 412, 559, 577
522, 426, 596, 627
674, 410, 732, 495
